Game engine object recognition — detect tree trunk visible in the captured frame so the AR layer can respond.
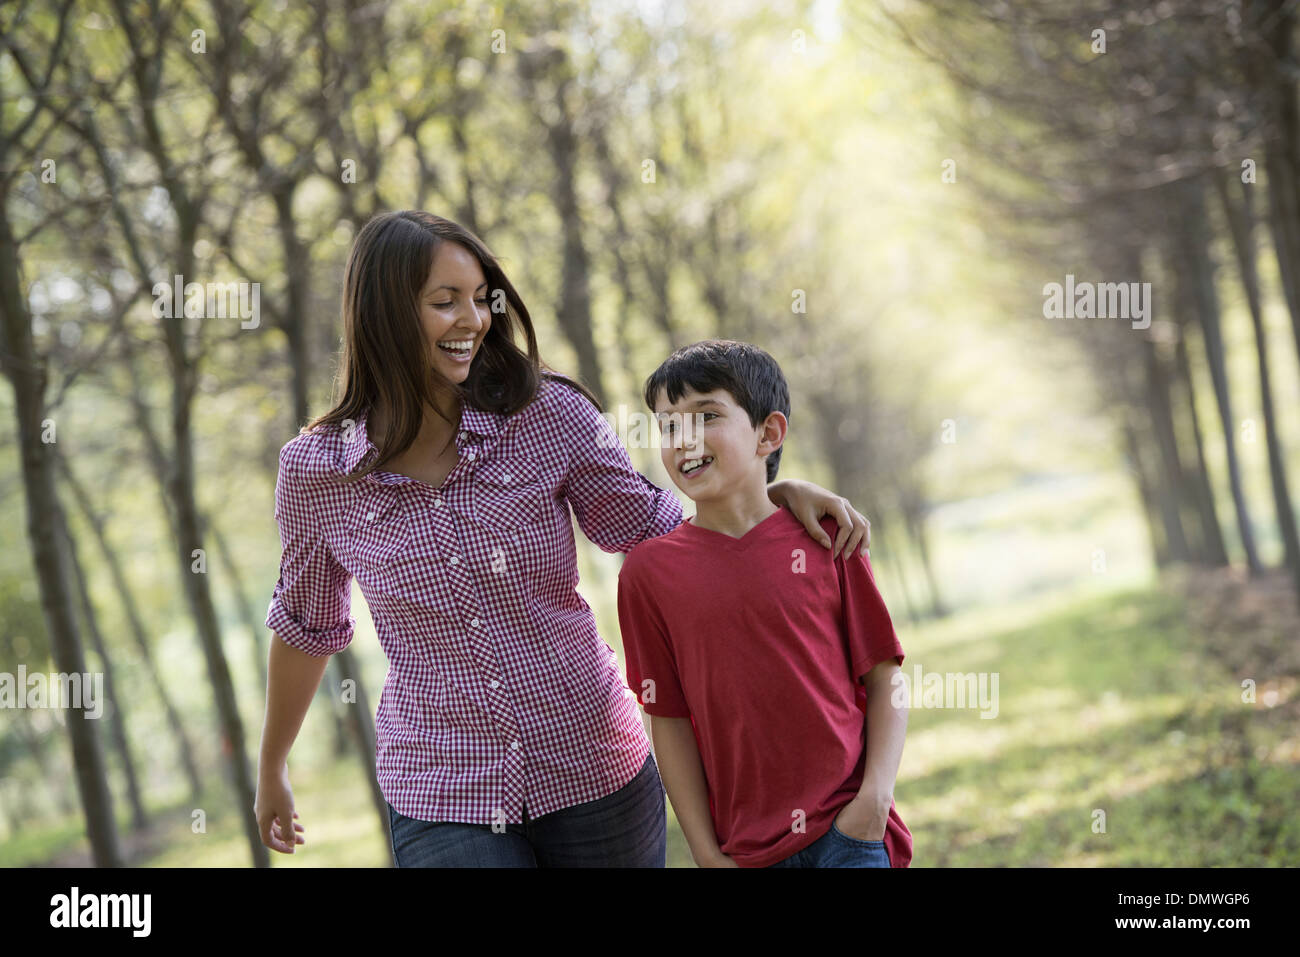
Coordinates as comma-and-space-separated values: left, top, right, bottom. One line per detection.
1140, 337, 1194, 562
57, 452, 205, 801
900, 498, 947, 618
0, 209, 123, 867
1216, 170, 1300, 606
517, 45, 606, 405
1120, 414, 1169, 569
60, 519, 149, 831
1175, 178, 1260, 572
1171, 327, 1229, 566
207, 521, 268, 690
1250, 0, 1300, 378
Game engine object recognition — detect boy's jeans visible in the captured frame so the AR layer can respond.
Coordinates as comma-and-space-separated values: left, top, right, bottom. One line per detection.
766, 820, 892, 868
386, 750, 666, 867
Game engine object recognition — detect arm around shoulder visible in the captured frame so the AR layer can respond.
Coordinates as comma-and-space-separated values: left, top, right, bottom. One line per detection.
553, 380, 683, 553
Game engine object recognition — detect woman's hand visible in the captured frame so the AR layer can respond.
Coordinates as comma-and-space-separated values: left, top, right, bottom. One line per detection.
255, 762, 306, 853
768, 479, 871, 559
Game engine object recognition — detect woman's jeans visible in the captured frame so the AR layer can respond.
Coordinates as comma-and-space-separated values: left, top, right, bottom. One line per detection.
387, 750, 666, 867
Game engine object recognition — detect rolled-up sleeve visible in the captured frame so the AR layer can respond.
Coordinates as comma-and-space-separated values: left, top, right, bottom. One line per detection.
264, 443, 355, 656
555, 382, 684, 553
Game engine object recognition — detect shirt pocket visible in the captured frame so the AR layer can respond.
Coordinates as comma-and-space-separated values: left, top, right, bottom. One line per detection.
471, 457, 548, 530
343, 492, 411, 585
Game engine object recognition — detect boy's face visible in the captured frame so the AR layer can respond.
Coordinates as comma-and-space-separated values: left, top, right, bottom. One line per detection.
652, 386, 786, 501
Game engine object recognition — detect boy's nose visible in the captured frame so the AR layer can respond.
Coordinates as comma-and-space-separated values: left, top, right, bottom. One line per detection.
681, 415, 705, 450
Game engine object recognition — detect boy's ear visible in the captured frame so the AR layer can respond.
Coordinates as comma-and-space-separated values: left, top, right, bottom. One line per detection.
759, 411, 788, 453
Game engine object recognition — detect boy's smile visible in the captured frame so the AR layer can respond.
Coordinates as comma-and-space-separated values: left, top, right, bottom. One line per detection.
679, 452, 714, 480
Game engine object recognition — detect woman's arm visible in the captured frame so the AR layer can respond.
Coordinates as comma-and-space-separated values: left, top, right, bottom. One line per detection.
768, 479, 872, 559
650, 715, 737, 868
255, 635, 330, 853
555, 382, 683, 552
256, 436, 357, 852
259, 635, 331, 770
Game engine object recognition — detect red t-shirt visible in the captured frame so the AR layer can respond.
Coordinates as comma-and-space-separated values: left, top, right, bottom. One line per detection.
617, 504, 912, 868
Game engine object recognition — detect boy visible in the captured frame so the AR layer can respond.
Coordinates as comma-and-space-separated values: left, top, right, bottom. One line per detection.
617, 340, 911, 868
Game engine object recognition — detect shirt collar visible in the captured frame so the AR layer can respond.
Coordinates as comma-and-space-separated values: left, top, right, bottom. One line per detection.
341, 400, 503, 475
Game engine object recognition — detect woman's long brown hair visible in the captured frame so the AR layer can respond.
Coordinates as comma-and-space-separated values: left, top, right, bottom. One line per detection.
305, 210, 601, 481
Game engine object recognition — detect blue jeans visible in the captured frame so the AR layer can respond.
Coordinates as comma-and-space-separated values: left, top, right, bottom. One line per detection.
766, 820, 891, 868
387, 750, 666, 867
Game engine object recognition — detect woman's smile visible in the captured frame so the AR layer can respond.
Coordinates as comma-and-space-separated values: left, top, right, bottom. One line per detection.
436, 336, 477, 362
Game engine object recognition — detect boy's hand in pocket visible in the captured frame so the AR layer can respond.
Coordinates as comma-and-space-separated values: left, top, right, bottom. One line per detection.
833, 795, 889, 842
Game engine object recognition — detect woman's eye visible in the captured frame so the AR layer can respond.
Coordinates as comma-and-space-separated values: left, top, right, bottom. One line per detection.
432, 302, 451, 308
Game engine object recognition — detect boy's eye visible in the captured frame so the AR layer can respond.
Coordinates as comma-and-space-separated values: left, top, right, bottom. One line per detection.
660, 412, 714, 434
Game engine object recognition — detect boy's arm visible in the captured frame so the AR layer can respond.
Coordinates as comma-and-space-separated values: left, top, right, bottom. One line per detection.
648, 714, 737, 867
834, 545, 908, 842
834, 660, 908, 841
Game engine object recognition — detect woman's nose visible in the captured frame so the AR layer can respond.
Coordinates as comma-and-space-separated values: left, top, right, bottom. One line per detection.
461, 297, 486, 331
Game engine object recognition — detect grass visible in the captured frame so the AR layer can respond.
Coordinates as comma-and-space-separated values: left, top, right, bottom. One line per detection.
5, 579, 1297, 867
896, 582, 1299, 866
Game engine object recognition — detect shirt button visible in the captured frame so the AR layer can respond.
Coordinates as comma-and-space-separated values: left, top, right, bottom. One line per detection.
434, 496, 443, 507
489, 680, 500, 689
466, 449, 477, 459
470, 618, 480, 627
510, 741, 520, 751
458, 431, 467, 441
502, 473, 512, 482
366, 511, 375, 521
449, 555, 459, 565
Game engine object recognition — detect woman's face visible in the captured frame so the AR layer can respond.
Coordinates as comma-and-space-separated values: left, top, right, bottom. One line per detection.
419, 241, 492, 386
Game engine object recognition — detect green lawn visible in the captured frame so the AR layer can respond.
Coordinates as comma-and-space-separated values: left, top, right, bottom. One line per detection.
894, 583, 1299, 867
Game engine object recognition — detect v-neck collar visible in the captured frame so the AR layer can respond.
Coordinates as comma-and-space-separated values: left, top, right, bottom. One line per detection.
679, 504, 791, 550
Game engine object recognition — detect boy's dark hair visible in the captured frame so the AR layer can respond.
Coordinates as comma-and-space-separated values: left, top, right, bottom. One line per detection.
642, 339, 791, 483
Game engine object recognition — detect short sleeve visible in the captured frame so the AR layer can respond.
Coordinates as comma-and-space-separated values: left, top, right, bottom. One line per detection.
837, 549, 905, 682
264, 443, 355, 657
617, 556, 691, 717
552, 381, 684, 553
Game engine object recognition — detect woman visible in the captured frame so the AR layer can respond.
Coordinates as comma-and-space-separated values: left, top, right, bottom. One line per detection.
254, 210, 872, 867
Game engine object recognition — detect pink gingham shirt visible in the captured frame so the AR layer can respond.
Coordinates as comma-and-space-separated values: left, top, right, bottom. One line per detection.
265, 375, 683, 823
